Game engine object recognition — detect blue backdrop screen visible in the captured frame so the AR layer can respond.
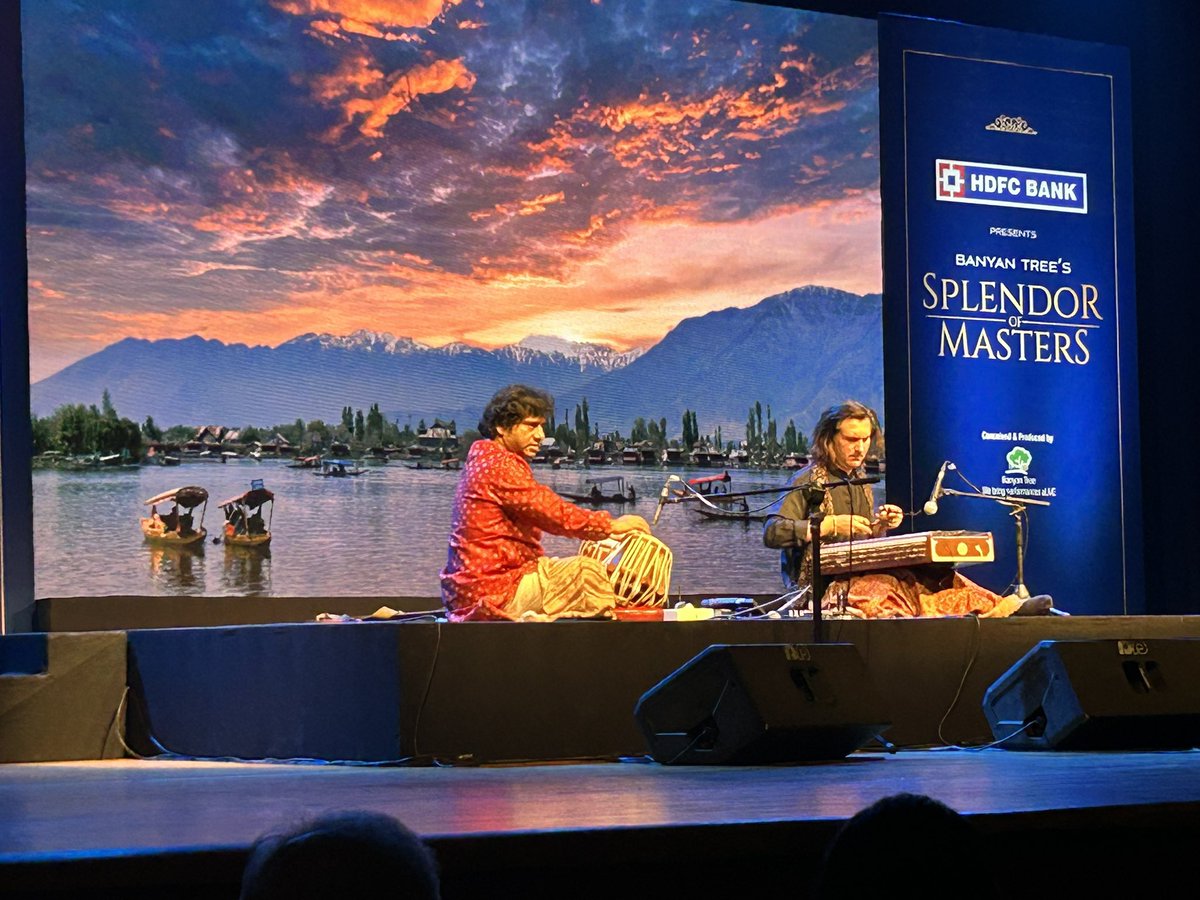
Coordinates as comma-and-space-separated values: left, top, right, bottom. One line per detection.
879, 16, 1142, 614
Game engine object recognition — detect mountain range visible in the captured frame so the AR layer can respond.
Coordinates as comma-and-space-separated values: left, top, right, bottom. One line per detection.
30, 285, 883, 439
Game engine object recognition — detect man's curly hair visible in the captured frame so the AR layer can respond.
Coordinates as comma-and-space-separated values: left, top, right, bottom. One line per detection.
478, 384, 553, 438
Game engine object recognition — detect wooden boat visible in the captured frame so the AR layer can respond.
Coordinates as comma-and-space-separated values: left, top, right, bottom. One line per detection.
694, 505, 768, 522
404, 456, 460, 471
676, 471, 732, 498
680, 472, 767, 522
140, 486, 209, 546
560, 474, 637, 505
287, 454, 321, 469
315, 458, 367, 477
218, 481, 274, 548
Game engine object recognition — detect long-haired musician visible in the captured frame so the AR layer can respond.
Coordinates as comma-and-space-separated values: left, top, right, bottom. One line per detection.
763, 400, 1055, 618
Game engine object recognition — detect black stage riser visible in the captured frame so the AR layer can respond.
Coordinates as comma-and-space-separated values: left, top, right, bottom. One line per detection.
8, 617, 1200, 763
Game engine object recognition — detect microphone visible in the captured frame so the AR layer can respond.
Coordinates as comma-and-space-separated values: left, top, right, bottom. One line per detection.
923, 461, 954, 515
652, 475, 681, 526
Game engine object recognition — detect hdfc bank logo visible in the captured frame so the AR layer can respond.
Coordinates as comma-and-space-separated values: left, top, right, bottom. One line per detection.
936, 161, 965, 198
934, 158, 1087, 213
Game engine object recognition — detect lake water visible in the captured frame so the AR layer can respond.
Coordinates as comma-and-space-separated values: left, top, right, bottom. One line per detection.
33, 461, 875, 601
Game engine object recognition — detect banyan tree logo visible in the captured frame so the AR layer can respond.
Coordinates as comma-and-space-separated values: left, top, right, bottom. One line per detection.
1006, 446, 1032, 475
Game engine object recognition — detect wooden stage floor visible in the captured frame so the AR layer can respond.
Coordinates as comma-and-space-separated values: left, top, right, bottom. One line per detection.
4, 748, 1200, 898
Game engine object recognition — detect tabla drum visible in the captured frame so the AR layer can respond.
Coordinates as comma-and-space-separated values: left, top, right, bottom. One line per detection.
579, 531, 673, 607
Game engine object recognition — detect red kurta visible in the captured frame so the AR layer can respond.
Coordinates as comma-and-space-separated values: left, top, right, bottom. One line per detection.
440, 439, 614, 621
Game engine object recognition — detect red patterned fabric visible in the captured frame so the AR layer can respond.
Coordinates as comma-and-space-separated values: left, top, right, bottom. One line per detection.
440, 439, 614, 621
824, 569, 1023, 619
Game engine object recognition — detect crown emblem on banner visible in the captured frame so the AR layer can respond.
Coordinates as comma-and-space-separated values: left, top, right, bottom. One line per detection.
985, 115, 1038, 135
1005, 446, 1033, 475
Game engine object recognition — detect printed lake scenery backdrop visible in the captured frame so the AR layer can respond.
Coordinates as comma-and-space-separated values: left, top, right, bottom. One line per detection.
24, 0, 885, 600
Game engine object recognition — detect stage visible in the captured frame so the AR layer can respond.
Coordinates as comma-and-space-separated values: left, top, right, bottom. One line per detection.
4, 609, 1200, 897
3, 750, 1200, 899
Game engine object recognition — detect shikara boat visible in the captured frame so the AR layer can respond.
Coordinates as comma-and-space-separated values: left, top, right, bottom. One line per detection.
683, 472, 768, 522
677, 471, 733, 498
404, 456, 461, 471
218, 481, 274, 548
560, 474, 637, 505
140, 486, 209, 546
694, 504, 768, 522
315, 458, 367, 477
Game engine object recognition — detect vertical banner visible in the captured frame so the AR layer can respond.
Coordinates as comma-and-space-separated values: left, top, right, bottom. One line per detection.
879, 16, 1142, 614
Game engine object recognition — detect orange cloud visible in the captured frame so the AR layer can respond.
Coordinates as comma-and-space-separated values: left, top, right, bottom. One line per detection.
524, 51, 868, 184
271, 0, 462, 33
326, 57, 476, 140
571, 208, 622, 243
186, 157, 336, 250
310, 52, 385, 101
472, 190, 566, 223
27, 279, 66, 300
518, 191, 565, 216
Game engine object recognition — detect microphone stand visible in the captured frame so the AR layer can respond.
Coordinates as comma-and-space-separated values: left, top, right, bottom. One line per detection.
798, 482, 834, 643
809, 509, 826, 643
937, 487, 1050, 600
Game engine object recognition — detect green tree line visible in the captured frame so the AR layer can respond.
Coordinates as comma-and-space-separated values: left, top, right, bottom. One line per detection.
34, 391, 828, 465
31, 390, 142, 457
33, 393, 451, 458
541, 399, 811, 462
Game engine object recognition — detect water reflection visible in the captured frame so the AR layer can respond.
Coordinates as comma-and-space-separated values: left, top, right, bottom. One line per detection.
146, 543, 206, 592
34, 461, 872, 600
221, 544, 272, 594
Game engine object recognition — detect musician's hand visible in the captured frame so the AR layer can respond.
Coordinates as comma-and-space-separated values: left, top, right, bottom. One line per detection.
610, 514, 650, 536
875, 504, 904, 529
821, 514, 874, 539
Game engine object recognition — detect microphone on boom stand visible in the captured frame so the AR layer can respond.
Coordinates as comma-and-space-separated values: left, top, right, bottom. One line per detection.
922, 461, 955, 515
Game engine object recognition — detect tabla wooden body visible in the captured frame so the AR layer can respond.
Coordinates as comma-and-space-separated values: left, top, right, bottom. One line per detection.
579, 531, 673, 607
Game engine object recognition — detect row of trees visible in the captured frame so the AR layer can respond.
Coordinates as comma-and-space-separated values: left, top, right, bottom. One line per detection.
745, 401, 810, 462
543, 400, 812, 461
31, 391, 142, 457
338, 404, 391, 445
32, 392, 437, 458
33, 392, 832, 464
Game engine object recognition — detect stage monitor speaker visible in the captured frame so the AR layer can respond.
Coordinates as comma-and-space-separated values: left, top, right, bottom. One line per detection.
633, 643, 890, 764
982, 639, 1200, 750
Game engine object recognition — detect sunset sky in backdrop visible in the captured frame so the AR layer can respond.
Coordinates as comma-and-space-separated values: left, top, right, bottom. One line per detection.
23, 0, 880, 382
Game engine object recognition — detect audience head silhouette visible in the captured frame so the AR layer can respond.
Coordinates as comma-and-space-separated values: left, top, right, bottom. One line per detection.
817, 792, 998, 899
240, 810, 440, 900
